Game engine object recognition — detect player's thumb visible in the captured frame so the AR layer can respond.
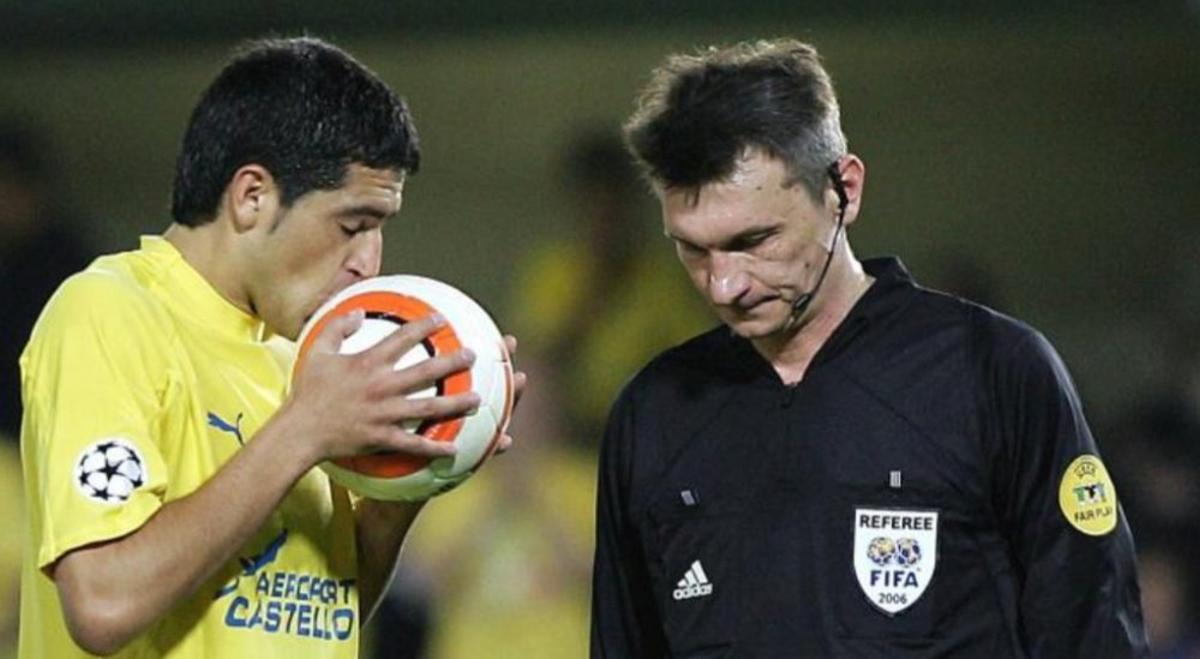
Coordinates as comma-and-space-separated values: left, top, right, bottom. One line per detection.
313, 309, 365, 353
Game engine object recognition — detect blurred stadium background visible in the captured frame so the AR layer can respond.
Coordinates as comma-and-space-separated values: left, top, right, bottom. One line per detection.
1, 1, 1198, 657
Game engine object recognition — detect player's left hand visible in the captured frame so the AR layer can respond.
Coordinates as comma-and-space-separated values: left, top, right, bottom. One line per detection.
494, 334, 526, 454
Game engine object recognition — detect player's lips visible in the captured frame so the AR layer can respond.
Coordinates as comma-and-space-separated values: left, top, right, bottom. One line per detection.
304, 278, 364, 325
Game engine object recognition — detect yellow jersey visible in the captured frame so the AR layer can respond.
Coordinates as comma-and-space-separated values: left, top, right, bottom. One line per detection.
19, 236, 359, 658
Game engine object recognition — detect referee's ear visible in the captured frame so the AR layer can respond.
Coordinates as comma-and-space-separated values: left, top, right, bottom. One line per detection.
225, 164, 279, 234
831, 154, 866, 227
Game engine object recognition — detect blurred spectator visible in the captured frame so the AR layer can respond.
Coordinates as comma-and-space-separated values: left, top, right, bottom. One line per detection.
399, 366, 596, 659
1114, 320, 1200, 537
366, 561, 432, 659
1107, 318, 1200, 654
505, 129, 711, 446
0, 119, 90, 659
0, 441, 22, 659
0, 119, 93, 442
1139, 545, 1200, 658
370, 128, 707, 658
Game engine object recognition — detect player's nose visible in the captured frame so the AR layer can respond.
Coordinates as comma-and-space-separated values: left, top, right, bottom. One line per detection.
346, 228, 383, 280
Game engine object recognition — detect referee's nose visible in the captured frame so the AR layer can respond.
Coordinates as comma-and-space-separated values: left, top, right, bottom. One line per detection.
708, 253, 751, 306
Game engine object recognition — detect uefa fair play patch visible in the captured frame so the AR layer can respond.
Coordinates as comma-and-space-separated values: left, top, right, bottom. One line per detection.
1058, 454, 1118, 536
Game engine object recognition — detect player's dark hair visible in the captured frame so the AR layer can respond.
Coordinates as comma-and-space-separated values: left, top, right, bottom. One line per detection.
624, 38, 846, 200
171, 37, 420, 226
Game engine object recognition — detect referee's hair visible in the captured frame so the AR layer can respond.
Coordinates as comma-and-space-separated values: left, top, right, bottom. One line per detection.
170, 36, 420, 227
624, 38, 846, 201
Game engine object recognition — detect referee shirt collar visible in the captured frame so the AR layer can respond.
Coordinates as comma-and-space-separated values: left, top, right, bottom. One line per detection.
726, 256, 917, 384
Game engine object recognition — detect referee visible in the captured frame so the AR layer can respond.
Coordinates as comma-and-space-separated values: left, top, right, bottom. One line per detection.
590, 39, 1148, 657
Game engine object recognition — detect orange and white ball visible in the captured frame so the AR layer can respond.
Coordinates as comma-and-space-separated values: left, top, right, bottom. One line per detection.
293, 275, 514, 501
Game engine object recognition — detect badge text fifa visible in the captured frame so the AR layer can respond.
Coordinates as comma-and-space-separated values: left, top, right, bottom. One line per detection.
853, 507, 938, 615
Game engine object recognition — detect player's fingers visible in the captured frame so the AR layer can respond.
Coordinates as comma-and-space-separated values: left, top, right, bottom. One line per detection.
383, 349, 475, 396
311, 309, 365, 354
380, 430, 458, 457
503, 334, 518, 357
511, 370, 528, 408
494, 433, 513, 454
367, 314, 446, 365
382, 391, 481, 423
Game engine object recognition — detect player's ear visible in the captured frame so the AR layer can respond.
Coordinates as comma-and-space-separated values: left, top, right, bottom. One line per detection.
227, 164, 278, 233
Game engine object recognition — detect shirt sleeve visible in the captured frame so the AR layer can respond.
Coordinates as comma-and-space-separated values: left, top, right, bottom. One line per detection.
989, 329, 1149, 657
590, 387, 668, 658
21, 272, 173, 570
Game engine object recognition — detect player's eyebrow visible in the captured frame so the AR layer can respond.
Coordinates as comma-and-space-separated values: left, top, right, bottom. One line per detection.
334, 204, 394, 222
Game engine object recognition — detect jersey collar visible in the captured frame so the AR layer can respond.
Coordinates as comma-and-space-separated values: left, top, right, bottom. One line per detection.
723, 256, 918, 385
804, 256, 916, 367
140, 235, 267, 342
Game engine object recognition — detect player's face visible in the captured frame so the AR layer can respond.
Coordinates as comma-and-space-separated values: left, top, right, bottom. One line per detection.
250, 164, 404, 340
661, 151, 841, 340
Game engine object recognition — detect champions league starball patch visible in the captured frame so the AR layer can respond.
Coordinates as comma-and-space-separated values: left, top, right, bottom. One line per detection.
1058, 454, 1118, 536
854, 508, 938, 615
74, 438, 147, 504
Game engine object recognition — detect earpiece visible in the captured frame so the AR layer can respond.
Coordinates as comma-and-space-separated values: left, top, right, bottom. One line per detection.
790, 161, 850, 319
827, 162, 848, 212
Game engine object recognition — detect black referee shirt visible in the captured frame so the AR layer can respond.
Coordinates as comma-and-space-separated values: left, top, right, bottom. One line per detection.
591, 258, 1147, 658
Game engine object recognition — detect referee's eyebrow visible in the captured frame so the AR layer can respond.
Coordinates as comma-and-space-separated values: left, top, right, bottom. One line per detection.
665, 221, 780, 251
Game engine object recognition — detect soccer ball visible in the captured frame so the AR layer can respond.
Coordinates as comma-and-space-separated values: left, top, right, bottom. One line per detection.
293, 275, 514, 501
75, 439, 146, 504
867, 537, 896, 566
895, 538, 922, 567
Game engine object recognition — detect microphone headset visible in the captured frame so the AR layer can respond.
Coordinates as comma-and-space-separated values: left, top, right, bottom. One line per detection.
789, 161, 849, 319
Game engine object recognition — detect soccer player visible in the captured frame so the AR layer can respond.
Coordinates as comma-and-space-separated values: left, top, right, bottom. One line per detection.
19, 37, 520, 657
590, 39, 1148, 656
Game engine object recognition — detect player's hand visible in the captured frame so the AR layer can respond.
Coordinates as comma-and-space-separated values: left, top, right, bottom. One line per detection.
493, 334, 527, 454
286, 310, 480, 464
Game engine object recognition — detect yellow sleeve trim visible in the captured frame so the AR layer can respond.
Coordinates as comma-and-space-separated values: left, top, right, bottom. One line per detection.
38, 493, 162, 571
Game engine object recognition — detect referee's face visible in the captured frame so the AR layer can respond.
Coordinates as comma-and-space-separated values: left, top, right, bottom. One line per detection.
661, 151, 844, 341
248, 164, 403, 340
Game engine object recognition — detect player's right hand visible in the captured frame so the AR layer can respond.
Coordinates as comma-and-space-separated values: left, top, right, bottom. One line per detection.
283, 309, 480, 464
